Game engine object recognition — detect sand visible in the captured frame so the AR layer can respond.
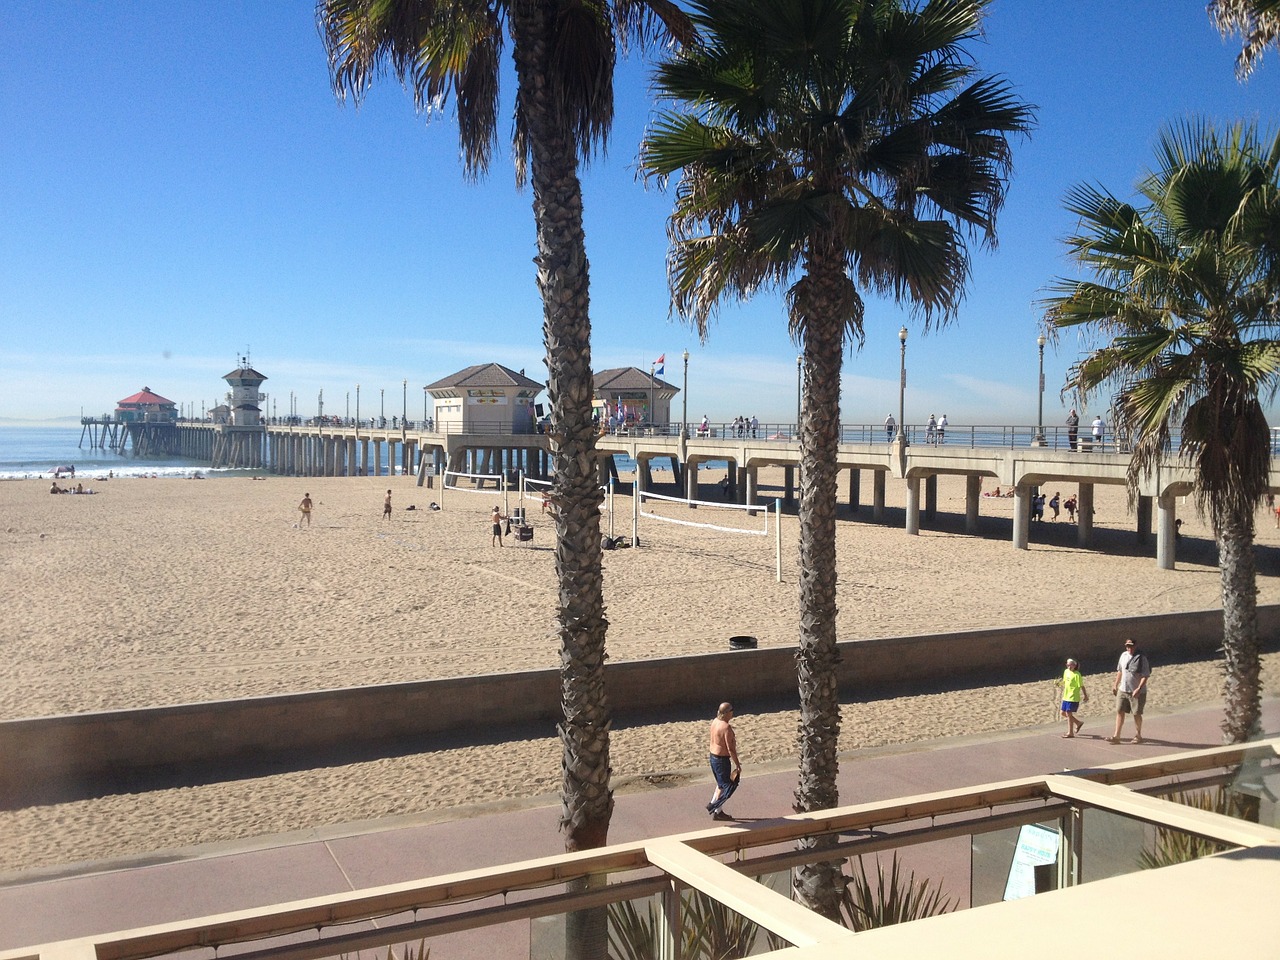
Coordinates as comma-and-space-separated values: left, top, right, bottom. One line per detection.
1, 470, 1278, 874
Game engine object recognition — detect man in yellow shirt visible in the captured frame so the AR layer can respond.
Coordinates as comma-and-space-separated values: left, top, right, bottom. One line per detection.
1058, 658, 1089, 738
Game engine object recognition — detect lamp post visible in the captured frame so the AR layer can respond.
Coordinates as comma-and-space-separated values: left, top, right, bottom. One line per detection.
355, 384, 361, 428
380, 388, 385, 425
681, 349, 690, 439
796, 355, 803, 438
346, 391, 350, 424
402, 379, 407, 432
423, 386, 428, 425
1032, 334, 1047, 446
897, 327, 908, 443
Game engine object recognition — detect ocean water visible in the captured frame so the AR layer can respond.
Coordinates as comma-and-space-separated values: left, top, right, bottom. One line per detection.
0, 424, 224, 480
0, 424, 690, 481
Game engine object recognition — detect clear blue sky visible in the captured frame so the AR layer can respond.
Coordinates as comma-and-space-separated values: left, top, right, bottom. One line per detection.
3, 1, 1278, 425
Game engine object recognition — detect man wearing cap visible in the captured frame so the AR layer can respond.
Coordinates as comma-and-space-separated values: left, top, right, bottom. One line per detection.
1108, 640, 1151, 743
1059, 658, 1088, 738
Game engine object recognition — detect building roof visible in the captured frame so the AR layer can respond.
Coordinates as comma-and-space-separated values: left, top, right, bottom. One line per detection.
593, 367, 678, 393
426, 363, 543, 392
117, 387, 176, 407
223, 366, 268, 382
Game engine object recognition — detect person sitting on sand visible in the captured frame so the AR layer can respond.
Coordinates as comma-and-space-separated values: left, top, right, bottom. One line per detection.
49, 482, 61, 494
299, 493, 313, 527
983, 486, 1001, 498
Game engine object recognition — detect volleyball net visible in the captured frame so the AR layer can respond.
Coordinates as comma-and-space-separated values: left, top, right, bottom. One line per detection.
634, 485, 783, 581
636, 487, 774, 535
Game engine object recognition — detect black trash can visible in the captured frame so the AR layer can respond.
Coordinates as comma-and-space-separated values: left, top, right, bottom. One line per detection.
729, 636, 758, 650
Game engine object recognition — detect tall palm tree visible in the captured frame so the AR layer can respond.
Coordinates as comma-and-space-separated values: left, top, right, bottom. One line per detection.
1044, 118, 1280, 744
1210, 0, 1280, 79
641, 0, 1031, 918
318, 0, 692, 866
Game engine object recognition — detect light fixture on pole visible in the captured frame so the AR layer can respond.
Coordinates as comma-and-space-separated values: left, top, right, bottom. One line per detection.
380, 388, 385, 424
402, 379, 407, 432
681, 349, 690, 440
796, 355, 803, 438
423, 386, 428, 424
1032, 334, 1047, 446
355, 385, 361, 428
897, 327, 908, 443
346, 391, 350, 424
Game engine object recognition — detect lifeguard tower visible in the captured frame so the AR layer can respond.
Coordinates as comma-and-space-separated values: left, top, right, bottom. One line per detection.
212, 357, 268, 468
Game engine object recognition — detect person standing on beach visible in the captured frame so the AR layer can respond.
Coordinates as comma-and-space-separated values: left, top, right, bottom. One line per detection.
706, 701, 741, 821
1057, 658, 1088, 737
491, 505, 506, 546
383, 489, 392, 521
1108, 640, 1150, 743
299, 493, 313, 528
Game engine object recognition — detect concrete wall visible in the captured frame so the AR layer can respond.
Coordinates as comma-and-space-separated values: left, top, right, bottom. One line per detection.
3, 606, 1275, 803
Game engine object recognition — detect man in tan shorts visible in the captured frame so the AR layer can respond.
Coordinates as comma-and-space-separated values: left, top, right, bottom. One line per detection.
299, 493, 313, 527
706, 702, 741, 821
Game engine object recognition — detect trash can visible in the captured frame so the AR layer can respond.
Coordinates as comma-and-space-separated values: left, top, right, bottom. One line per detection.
729, 636, 758, 650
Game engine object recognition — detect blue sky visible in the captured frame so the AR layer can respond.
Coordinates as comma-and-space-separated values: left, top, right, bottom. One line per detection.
3, 1, 1279, 426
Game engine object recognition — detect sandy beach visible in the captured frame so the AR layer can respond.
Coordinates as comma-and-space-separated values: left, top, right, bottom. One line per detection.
2, 469, 1279, 874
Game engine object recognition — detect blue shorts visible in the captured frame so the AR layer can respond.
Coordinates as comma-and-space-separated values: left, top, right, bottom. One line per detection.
1061, 701, 1079, 713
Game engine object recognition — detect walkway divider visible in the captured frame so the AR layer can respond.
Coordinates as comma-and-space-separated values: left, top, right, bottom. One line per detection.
0, 607, 1274, 807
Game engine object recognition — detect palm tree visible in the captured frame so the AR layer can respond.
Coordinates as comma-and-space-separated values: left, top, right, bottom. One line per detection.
1043, 118, 1280, 745
317, 0, 692, 868
1210, 0, 1280, 78
641, 0, 1031, 918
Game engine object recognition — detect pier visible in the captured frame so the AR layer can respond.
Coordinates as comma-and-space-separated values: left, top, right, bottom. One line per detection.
152, 419, 1279, 571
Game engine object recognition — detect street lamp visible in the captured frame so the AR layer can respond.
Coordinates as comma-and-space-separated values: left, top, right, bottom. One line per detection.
346, 391, 350, 424
402, 379, 407, 432
681, 349, 690, 439
796, 355, 803, 438
1032, 334, 1047, 446
423, 386, 428, 425
356, 384, 361, 428
380, 388, 385, 425
897, 327, 908, 443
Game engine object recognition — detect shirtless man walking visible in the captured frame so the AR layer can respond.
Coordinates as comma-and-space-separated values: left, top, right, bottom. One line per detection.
383, 489, 393, 521
298, 493, 313, 528
706, 701, 742, 821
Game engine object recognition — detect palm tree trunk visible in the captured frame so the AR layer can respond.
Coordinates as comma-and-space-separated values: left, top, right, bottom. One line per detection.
510, 0, 612, 850
790, 256, 847, 921
510, 4, 611, 956
1215, 502, 1262, 743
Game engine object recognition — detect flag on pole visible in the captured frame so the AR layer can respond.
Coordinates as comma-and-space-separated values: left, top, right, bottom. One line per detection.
653, 354, 665, 376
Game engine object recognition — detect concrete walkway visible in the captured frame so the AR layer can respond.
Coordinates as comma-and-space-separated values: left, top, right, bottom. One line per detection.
2, 698, 1275, 957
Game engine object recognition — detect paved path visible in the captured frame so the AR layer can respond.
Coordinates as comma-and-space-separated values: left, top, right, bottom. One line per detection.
2, 698, 1275, 957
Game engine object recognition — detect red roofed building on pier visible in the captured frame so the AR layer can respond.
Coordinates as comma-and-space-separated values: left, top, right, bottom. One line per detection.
115, 387, 177, 424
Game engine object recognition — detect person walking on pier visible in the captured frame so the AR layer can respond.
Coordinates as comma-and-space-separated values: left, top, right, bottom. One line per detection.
1066, 408, 1080, 450
706, 701, 741, 821
1091, 414, 1105, 448
884, 413, 896, 442
299, 493, 313, 528
383, 489, 392, 521
936, 413, 947, 444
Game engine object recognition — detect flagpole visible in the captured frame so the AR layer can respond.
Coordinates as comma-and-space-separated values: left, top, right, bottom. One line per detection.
649, 364, 655, 435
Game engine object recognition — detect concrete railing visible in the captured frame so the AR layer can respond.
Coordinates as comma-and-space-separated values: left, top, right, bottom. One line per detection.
1, 606, 1275, 805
